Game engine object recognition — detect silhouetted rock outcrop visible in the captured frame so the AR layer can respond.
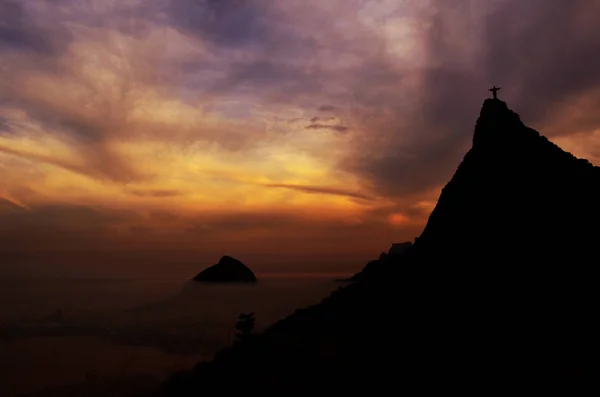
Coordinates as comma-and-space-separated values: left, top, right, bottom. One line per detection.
192, 256, 257, 283
157, 98, 600, 396
350, 241, 412, 281
387, 241, 412, 257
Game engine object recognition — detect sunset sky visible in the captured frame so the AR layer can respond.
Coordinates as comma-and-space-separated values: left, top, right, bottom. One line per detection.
1, 0, 600, 277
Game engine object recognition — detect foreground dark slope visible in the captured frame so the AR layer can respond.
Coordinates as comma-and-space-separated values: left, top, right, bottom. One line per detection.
156, 99, 600, 396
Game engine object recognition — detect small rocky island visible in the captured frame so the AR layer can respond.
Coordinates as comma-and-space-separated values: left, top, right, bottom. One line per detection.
193, 256, 257, 283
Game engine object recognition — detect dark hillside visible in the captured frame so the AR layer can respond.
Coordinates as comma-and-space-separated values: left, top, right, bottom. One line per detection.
156, 98, 600, 396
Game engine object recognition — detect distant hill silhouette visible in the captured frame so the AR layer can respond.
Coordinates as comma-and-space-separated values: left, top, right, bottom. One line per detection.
155, 98, 600, 396
193, 256, 257, 283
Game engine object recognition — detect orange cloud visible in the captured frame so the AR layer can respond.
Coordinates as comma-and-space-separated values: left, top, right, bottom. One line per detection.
388, 213, 411, 226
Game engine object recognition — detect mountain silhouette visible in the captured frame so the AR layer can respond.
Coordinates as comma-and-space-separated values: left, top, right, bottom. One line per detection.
155, 98, 600, 396
410, 98, 600, 266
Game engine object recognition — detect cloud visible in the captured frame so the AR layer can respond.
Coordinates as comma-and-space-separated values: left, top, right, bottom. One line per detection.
0, 196, 27, 212
183, 208, 420, 247
5, 0, 598, 198
334, 0, 600, 198
127, 188, 183, 198
0, 141, 143, 183
2, 0, 600, 275
0, 116, 13, 134
310, 117, 335, 123
0, 203, 133, 252
262, 183, 372, 200
0, 202, 139, 230
318, 105, 339, 112
0, 0, 74, 55
0, 200, 417, 266
305, 124, 349, 133
166, 0, 273, 49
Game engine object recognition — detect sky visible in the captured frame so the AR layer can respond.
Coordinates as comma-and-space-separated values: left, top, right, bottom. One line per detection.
1, 0, 600, 277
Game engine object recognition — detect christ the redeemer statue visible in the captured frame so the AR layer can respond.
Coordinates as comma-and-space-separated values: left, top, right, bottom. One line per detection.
489, 85, 501, 99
